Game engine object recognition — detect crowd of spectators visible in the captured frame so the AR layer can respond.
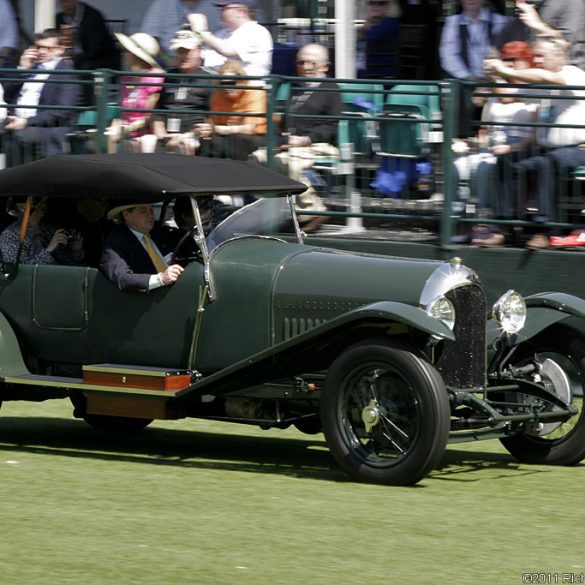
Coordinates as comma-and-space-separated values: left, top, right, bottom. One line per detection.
2, 0, 585, 247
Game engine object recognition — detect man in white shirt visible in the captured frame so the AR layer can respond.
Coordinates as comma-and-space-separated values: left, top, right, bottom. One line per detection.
188, 0, 272, 77
101, 202, 184, 293
484, 36, 585, 246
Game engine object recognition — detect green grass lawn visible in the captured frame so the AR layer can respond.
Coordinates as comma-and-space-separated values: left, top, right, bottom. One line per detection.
1, 398, 584, 585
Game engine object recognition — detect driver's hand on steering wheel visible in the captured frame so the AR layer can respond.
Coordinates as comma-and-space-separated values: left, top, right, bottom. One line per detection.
159, 264, 184, 286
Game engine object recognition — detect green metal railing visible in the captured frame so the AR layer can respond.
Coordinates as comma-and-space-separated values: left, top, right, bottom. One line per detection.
2, 68, 585, 246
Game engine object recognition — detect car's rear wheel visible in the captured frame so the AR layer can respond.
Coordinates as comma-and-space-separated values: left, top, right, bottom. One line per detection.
500, 325, 585, 465
321, 340, 450, 486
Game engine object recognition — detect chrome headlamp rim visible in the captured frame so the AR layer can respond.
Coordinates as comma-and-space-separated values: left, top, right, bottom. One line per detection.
492, 289, 527, 335
426, 295, 456, 331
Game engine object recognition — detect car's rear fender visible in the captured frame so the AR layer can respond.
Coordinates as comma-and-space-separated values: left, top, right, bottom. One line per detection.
0, 312, 30, 379
177, 300, 454, 401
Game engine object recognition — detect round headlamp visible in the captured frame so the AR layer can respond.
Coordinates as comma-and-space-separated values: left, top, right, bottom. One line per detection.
426, 296, 455, 331
492, 290, 526, 335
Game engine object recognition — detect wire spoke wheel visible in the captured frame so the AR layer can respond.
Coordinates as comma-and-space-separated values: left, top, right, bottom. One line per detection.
321, 340, 450, 486
339, 367, 420, 467
500, 325, 585, 465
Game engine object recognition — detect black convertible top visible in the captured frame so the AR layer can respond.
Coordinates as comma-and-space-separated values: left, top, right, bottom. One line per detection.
0, 154, 306, 200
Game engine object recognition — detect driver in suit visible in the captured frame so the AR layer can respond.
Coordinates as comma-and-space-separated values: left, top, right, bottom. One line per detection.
100, 202, 184, 293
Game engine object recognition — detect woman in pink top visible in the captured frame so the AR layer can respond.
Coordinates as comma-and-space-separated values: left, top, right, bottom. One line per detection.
107, 33, 164, 152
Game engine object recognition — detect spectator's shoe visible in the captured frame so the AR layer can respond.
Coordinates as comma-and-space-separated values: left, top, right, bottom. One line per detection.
526, 233, 551, 250
550, 231, 585, 247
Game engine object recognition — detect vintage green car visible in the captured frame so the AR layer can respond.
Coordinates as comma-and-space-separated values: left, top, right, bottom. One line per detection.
1, 154, 585, 486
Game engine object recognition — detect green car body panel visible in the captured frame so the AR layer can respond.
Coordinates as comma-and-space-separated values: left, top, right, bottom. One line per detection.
0, 238, 449, 377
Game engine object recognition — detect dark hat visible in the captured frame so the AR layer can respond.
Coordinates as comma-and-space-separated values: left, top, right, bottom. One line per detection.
214, 0, 257, 8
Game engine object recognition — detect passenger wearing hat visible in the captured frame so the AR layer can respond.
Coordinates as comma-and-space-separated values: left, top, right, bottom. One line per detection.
152, 29, 211, 155
106, 33, 165, 153
100, 202, 184, 293
188, 0, 272, 78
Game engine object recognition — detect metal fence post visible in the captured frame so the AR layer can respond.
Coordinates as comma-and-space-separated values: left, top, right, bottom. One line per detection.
440, 79, 458, 248
94, 69, 111, 154
265, 75, 277, 170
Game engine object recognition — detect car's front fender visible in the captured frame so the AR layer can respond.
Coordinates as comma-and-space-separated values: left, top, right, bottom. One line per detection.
487, 292, 585, 348
177, 300, 453, 401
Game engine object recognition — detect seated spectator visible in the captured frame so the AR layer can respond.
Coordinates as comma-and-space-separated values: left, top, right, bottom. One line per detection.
188, 0, 273, 77
357, 0, 401, 79
2, 28, 82, 166
106, 33, 165, 153
450, 42, 538, 246
527, 0, 585, 71
197, 59, 266, 160
100, 201, 184, 293
251, 44, 341, 232
484, 35, 585, 248
152, 30, 211, 155
0, 197, 84, 265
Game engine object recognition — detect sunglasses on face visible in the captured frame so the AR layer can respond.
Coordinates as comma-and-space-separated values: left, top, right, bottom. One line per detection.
296, 60, 326, 66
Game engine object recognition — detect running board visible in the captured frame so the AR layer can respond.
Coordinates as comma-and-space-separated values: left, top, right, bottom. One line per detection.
3, 366, 193, 420
3, 364, 195, 398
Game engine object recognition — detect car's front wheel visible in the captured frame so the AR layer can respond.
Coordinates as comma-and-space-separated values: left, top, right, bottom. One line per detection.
500, 325, 585, 465
321, 340, 450, 486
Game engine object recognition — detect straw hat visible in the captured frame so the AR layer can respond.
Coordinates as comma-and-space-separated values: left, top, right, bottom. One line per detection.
107, 202, 150, 221
115, 32, 160, 68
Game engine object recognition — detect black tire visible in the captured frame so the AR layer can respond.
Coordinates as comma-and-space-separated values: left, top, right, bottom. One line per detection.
500, 325, 585, 465
82, 414, 153, 432
321, 340, 450, 486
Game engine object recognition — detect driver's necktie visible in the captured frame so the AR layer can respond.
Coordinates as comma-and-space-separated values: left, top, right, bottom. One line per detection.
143, 233, 166, 272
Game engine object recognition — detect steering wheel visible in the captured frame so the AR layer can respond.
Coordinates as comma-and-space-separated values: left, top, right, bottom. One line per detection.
170, 227, 201, 266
